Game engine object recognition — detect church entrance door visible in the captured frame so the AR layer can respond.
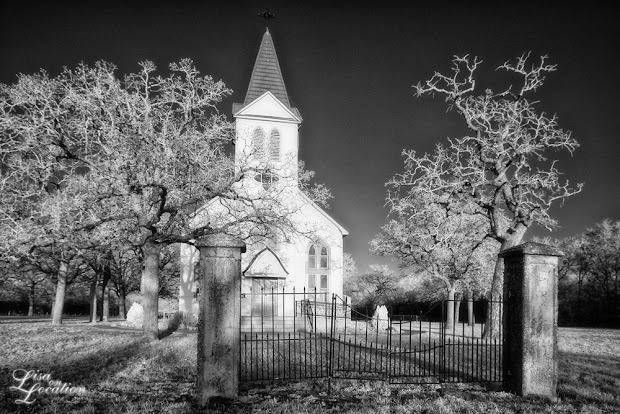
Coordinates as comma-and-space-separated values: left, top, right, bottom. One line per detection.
251, 278, 280, 316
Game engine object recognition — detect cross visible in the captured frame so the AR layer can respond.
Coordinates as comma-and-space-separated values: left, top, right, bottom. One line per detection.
258, 9, 274, 21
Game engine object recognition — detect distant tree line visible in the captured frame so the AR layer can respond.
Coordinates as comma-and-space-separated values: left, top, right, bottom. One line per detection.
344, 218, 620, 329
538, 219, 620, 327
0, 243, 181, 319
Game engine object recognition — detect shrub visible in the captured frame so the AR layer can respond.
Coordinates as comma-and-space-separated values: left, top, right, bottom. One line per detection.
165, 311, 182, 331
126, 302, 144, 327
180, 311, 198, 329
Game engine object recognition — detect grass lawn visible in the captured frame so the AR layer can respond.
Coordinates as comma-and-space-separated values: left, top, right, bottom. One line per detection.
0, 317, 619, 413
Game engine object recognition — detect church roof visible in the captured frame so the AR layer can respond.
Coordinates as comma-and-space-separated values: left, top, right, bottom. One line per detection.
244, 28, 292, 109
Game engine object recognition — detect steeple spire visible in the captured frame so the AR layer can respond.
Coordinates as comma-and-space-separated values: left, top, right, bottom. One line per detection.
244, 28, 292, 109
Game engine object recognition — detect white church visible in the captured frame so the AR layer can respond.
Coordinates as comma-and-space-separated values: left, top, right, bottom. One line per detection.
178, 28, 348, 318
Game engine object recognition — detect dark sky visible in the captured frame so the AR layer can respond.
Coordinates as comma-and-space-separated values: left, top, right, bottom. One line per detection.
2, 3, 619, 272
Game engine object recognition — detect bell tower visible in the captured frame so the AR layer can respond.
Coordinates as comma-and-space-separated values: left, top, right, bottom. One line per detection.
232, 28, 302, 189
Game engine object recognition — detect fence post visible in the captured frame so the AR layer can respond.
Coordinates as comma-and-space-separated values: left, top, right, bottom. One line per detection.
500, 241, 562, 398
195, 234, 246, 406
328, 294, 337, 393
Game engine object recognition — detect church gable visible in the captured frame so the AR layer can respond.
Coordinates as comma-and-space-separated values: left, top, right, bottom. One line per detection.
234, 91, 301, 123
298, 191, 349, 237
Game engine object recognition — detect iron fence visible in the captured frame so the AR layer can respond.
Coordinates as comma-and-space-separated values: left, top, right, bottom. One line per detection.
240, 288, 504, 387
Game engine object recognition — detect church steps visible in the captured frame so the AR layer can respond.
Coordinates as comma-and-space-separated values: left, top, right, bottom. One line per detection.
240, 315, 312, 333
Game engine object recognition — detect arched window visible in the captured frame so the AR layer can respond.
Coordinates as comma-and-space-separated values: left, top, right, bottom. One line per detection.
269, 129, 280, 161
307, 242, 329, 294
254, 172, 279, 190
308, 245, 316, 269
252, 127, 265, 158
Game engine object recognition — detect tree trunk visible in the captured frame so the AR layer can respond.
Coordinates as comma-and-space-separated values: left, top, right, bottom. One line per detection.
118, 286, 127, 319
485, 250, 505, 339
27, 280, 35, 317
577, 269, 583, 307
141, 240, 161, 340
483, 225, 527, 339
89, 274, 99, 324
445, 285, 456, 332
102, 286, 110, 322
51, 261, 68, 325
50, 282, 56, 318
99, 264, 111, 322
454, 294, 462, 325
467, 289, 475, 327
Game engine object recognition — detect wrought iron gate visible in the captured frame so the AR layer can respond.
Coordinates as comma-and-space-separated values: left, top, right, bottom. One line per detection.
240, 289, 503, 386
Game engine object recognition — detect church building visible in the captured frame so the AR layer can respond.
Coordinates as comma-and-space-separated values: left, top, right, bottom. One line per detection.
178, 28, 348, 318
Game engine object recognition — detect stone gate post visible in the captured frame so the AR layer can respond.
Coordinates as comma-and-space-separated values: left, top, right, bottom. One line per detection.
195, 234, 246, 406
500, 241, 563, 398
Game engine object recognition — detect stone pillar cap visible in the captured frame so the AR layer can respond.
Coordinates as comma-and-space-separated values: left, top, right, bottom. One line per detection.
195, 233, 247, 253
499, 241, 563, 258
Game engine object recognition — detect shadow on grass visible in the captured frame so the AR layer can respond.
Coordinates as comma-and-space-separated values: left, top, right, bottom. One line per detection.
51, 337, 150, 386
0, 330, 153, 413
159, 329, 174, 340
158, 323, 180, 339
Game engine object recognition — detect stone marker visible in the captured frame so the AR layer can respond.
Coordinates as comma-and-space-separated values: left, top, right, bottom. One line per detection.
371, 304, 390, 332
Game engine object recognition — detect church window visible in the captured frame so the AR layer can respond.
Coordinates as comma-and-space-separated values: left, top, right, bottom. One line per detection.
308, 245, 316, 268
320, 246, 328, 268
307, 242, 329, 293
306, 244, 329, 270
252, 127, 265, 158
308, 274, 328, 291
254, 172, 279, 190
269, 129, 280, 161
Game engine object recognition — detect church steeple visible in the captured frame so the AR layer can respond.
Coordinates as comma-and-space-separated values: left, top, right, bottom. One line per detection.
233, 26, 302, 188
244, 28, 292, 109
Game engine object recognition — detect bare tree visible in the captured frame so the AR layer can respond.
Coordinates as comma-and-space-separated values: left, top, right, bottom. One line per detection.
345, 264, 401, 309
391, 53, 582, 337
81, 246, 113, 323
158, 244, 180, 299
342, 252, 358, 300
372, 191, 497, 330
343, 253, 358, 280
1, 257, 47, 316
27, 244, 89, 324
1, 59, 330, 339
109, 246, 142, 319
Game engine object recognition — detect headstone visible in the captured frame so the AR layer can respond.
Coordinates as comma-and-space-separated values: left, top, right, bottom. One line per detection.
371, 305, 390, 332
